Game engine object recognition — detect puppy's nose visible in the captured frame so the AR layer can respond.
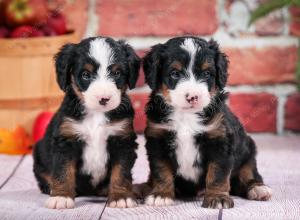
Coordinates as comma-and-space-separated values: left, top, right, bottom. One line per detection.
186, 93, 198, 105
99, 97, 110, 106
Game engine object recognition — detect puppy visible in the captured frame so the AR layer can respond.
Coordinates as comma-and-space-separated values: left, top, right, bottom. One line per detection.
142, 36, 272, 208
33, 37, 140, 209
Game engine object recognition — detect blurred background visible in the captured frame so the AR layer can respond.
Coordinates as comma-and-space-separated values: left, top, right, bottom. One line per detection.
0, 0, 299, 154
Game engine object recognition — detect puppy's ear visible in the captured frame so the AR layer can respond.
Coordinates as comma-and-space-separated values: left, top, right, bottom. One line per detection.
54, 43, 75, 92
143, 44, 164, 90
209, 39, 229, 90
119, 41, 141, 89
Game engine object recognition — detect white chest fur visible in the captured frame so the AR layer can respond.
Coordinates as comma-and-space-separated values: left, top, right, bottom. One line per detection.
69, 112, 126, 186
170, 111, 208, 183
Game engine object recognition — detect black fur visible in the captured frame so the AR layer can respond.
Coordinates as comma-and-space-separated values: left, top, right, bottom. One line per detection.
143, 36, 267, 208
33, 37, 140, 203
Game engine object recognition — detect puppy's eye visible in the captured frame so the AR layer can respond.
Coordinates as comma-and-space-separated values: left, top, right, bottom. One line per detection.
113, 70, 121, 78
170, 70, 181, 80
81, 71, 91, 80
203, 71, 210, 78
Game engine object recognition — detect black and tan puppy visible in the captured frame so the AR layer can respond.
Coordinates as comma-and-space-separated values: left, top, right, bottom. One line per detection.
33, 37, 140, 209
142, 36, 272, 208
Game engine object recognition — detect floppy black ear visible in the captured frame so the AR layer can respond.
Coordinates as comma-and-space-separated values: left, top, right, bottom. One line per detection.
54, 43, 75, 92
119, 41, 141, 89
208, 39, 229, 90
143, 44, 164, 90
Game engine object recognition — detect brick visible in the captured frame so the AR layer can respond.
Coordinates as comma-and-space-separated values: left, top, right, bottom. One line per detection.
229, 93, 277, 132
136, 51, 146, 87
284, 93, 300, 132
50, 0, 88, 37
290, 6, 300, 37
136, 69, 145, 87
226, 47, 297, 85
129, 93, 149, 133
97, 0, 217, 36
255, 11, 284, 36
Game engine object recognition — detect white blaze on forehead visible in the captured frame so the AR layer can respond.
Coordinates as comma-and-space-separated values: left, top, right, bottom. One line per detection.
83, 38, 121, 111
168, 38, 210, 112
180, 38, 201, 75
89, 38, 114, 78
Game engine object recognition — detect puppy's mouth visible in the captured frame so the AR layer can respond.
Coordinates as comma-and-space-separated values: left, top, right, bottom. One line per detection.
181, 104, 201, 112
94, 98, 120, 112
179, 99, 209, 112
182, 106, 195, 110
82, 94, 121, 112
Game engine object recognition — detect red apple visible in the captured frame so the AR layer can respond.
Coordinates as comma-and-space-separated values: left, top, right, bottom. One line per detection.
10, 25, 44, 38
31, 28, 44, 37
0, 2, 5, 25
47, 0, 66, 11
0, 26, 10, 38
48, 11, 67, 35
4, 0, 48, 27
41, 25, 57, 36
32, 111, 54, 143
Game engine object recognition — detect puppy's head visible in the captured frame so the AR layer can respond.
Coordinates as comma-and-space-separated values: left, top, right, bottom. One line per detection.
55, 37, 140, 112
143, 37, 228, 112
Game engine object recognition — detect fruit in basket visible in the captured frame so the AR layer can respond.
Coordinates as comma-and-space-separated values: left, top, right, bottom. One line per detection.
32, 111, 54, 143
0, 26, 10, 38
41, 25, 57, 36
0, 2, 5, 25
10, 25, 44, 38
0, 126, 32, 155
48, 11, 67, 35
4, 0, 48, 27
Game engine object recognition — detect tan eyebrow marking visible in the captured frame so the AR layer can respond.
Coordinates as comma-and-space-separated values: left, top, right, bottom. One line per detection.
110, 64, 121, 72
84, 63, 94, 72
201, 60, 211, 70
170, 61, 183, 71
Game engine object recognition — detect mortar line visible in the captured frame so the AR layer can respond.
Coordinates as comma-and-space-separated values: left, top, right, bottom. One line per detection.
277, 95, 287, 135
84, 0, 99, 38
120, 32, 298, 50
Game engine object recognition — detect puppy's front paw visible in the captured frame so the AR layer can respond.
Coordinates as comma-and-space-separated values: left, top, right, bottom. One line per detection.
248, 185, 272, 201
202, 194, 234, 209
45, 196, 75, 209
108, 198, 137, 208
145, 195, 175, 206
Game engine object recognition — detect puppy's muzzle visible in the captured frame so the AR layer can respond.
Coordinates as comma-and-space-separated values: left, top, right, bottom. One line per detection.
185, 93, 199, 105
98, 96, 111, 106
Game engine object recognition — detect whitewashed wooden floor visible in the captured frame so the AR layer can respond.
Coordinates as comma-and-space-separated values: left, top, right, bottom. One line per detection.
0, 134, 300, 220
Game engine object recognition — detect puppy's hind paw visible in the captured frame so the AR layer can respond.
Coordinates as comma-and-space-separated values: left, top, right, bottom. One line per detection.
108, 198, 137, 208
248, 185, 272, 201
45, 196, 75, 209
145, 195, 175, 206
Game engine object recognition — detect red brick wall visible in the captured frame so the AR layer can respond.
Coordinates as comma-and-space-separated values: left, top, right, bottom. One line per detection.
63, 0, 300, 134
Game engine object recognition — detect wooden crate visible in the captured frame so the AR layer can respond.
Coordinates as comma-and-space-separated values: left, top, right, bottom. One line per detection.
0, 32, 79, 133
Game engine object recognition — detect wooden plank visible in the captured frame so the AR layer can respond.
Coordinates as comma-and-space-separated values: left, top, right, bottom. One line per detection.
0, 190, 107, 220
0, 105, 59, 132
0, 32, 79, 57
0, 135, 299, 219
102, 200, 220, 220
0, 96, 63, 110
0, 155, 22, 188
0, 155, 107, 220
0, 56, 63, 99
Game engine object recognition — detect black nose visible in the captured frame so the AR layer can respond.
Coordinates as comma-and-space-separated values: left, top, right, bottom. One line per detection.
186, 94, 198, 104
99, 98, 110, 106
